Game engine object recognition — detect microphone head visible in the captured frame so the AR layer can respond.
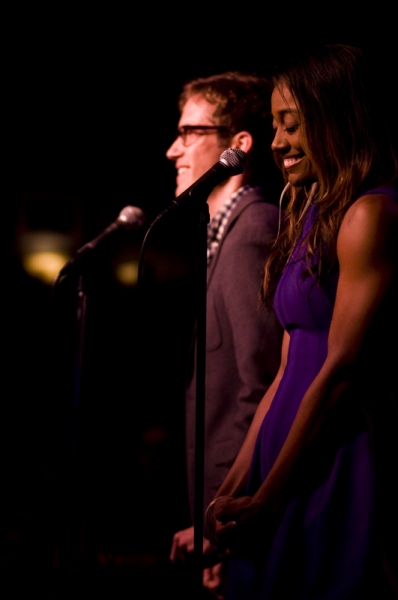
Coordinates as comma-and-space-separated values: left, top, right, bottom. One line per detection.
219, 148, 247, 175
117, 205, 146, 230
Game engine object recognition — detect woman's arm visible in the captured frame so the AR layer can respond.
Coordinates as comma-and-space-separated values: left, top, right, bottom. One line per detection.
211, 330, 290, 500
213, 192, 398, 541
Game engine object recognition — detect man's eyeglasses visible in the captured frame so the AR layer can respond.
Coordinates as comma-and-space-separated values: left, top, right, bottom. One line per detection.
176, 125, 229, 147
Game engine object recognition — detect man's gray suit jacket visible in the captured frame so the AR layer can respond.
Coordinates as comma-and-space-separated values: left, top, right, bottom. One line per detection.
184, 186, 284, 528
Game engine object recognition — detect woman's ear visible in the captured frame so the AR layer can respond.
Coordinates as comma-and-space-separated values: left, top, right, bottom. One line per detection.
230, 131, 253, 154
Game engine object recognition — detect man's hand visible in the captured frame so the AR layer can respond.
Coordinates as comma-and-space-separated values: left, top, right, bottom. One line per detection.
203, 562, 227, 600
170, 527, 222, 565
170, 527, 227, 598
169, 526, 195, 564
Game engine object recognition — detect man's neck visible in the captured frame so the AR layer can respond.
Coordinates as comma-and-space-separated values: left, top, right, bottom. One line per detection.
206, 173, 246, 220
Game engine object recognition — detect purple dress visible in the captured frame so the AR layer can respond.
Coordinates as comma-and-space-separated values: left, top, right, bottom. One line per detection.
228, 187, 398, 599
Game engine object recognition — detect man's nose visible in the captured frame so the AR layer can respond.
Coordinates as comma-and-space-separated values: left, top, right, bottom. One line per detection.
166, 137, 182, 160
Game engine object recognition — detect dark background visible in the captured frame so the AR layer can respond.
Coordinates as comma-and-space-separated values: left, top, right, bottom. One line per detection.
3, 8, 397, 599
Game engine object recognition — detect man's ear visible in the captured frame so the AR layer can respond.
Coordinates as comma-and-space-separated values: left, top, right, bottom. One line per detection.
230, 131, 253, 154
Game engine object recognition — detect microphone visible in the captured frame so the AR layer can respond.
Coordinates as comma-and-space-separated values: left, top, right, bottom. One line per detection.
166, 148, 247, 212
58, 205, 146, 278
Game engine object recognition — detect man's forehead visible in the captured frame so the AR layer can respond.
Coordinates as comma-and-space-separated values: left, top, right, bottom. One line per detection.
179, 94, 216, 125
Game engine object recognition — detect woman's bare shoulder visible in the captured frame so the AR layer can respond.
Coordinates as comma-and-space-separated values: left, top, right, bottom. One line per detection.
342, 191, 398, 237
338, 191, 398, 263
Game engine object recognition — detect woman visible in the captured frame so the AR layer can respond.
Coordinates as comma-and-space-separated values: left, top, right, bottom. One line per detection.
205, 44, 398, 599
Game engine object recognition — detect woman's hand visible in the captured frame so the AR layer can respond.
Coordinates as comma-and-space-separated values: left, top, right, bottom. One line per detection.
206, 495, 273, 556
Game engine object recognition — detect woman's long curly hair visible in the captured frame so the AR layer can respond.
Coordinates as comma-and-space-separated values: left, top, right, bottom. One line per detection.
261, 44, 398, 308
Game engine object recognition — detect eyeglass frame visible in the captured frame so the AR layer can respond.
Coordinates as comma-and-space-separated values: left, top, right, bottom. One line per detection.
175, 125, 230, 146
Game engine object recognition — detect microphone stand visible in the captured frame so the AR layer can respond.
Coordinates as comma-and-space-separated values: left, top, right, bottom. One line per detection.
52, 271, 89, 569
71, 273, 88, 455
138, 193, 210, 597
192, 199, 210, 598
69, 273, 87, 566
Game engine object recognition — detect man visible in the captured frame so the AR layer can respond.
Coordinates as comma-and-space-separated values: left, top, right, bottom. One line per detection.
166, 71, 284, 597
